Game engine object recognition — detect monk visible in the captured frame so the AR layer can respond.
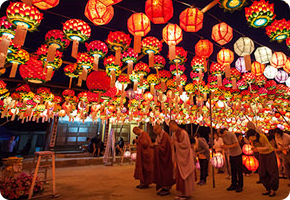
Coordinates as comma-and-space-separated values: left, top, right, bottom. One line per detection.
170, 120, 195, 200
133, 127, 154, 189
151, 124, 175, 196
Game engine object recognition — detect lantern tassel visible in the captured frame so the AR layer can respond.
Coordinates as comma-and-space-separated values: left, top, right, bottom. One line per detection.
179, 85, 183, 96
148, 51, 154, 68
21, 0, 32, 6
127, 61, 133, 75
115, 47, 121, 66
225, 64, 231, 78
13, 24, 28, 47
150, 84, 154, 95
45, 67, 53, 81
82, 67, 88, 81
97, 92, 101, 103
9, 62, 18, 78
244, 55, 252, 71
77, 76, 82, 87
189, 93, 193, 104
93, 55, 99, 71
158, 92, 162, 101
161, 80, 166, 92
133, 35, 141, 54
217, 74, 222, 86
71, 40, 79, 59
69, 77, 73, 88
110, 70, 116, 87
133, 80, 138, 91
140, 74, 144, 86
232, 78, 237, 89
176, 74, 180, 86
47, 44, 57, 62
169, 44, 176, 61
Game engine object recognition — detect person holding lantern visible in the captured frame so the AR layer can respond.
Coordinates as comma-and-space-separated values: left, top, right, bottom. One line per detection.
151, 124, 175, 196
274, 128, 290, 187
133, 127, 154, 189
246, 129, 279, 197
169, 120, 195, 200
219, 128, 243, 193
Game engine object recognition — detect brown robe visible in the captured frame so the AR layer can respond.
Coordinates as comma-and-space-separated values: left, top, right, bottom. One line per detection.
134, 131, 154, 185
172, 128, 195, 196
154, 130, 175, 190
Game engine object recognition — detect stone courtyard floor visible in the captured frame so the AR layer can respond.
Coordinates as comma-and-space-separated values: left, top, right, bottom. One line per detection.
33, 164, 289, 200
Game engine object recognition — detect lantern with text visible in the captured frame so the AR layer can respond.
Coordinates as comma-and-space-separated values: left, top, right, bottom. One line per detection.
245, 0, 275, 28
104, 55, 123, 87
179, 8, 203, 32
217, 48, 234, 78
254, 46, 272, 64
266, 19, 290, 41
210, 62, 225, 86
142, 36, 162, 69
145, 0, 173, 24
212, 22, 233, 45
270, 52, 287, 69
275, 70, 288, 83
6, 2, 43, 46
251, 61, 265, 76
86, 71, 111, 102
76, 52, 94, 86
234, 37, 254, 71
147, 74, 160, 94
121, 47, 138, 75
63, 19, 91, 58
263, 65, 277, 79
243, 155, 259, 171
85, 0, 114, 26
7, 48, 29, 78
195, 39, 213, 72
86, 40, 108, 71
127, 13, 151, 53
163, 24, 183, 61
159, 70, 171, 92
64, 64, 78, 88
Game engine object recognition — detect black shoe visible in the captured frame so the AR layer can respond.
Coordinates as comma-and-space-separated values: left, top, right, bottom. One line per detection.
262, 191, 270, 195
218, 171, 224, 174
256, 181, 262, 184
236, 187, 243, 193
159, 190, 170, 196
139, 185, 149, 189
269, 192, 276, 197
136, 185, 141, 188
227, 185, 237, 191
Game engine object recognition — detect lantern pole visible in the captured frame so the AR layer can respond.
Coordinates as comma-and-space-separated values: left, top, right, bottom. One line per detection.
273, 105, 290, 127
209, 90, 215, 188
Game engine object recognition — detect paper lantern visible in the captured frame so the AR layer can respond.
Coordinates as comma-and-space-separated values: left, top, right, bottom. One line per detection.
258, 87, 268, 96
242, 144, 253, 155
251, 61, 265, 76
243, 155, 259, 171
265, 80, 276, 90
195, 39, 213, 59
63, 19, 91, 58
144, 91, 153, 101
32, 0, 59, 10
286, 77, 290, 87
159, 70, 171, 92
145, 0, 173, 24
284, 58, 290, 74
104, 55, 122, 87
127, 13, 151, 53
242, 72, 256, 85
270, 52, 287, 68
170, 64, 185, 76
275, 70, 288, 83
212, 22, 233, 45
7, 48, 29, 78
97, 0, 122, 6
245, 0, 275, 28
235, 57, 247, 73
86, 40, 108, 71
76, 52, 94, 86
219, 0, 247, 12
263, 65, 277, 79
234, 37, 254, 56
121, 47, 138, 75
124, 151, 131, 158
147, 74, 160, 94
237, 79, 248, 90
131, 152, 137, 160
141, 36, 162, 68
255, 75, 267, 86
217, 49, 234, 78
134, 62, 150, 87
210, 62, 225, 86
19, 56, 54, 84
118, 75, 130, 99
211, 155, 224, 168
0, 17, 15, 39
170, 46, 187, 64
6, 2, 43, 46
179, 8, 203, 32
254, 46, 272, 64
107, 31, 132, 65
266, 19, 290, 41
163, 24, 183, 61
85, 0, 114, 26
153, 55, 165, 77
64, 64, 78, 88
45, 29, 70, 52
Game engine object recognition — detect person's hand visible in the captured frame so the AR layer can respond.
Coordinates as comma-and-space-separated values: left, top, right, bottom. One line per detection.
252, 147, 258, 152
221, 144, 227, 149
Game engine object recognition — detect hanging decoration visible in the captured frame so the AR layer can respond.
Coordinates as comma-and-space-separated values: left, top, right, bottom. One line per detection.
153, 55, 165, 77
234, 37, 254, 71
179, 8, 204, 32
270, 52, 287, 68
64, 63, 78, 88
195, 39, 213, 72
121, 47, 138, 75
84, 0, 114, 26
86, 40, 108, 71
142, 36, 162, 68
263, 65, 277, 79
251, 61, 265, 76
159, 70, 171, 92
212, 22, 233, 45
86, 71, 111, 102
32, 0, 59, 10
265, 19, 290, 41
147, 74, 159, 94
254, 46, 272, 64
210, 62, 225, 86
76, 52, 94, 86
217, 48, 234, 78
0, 17, 15, 39
145, 0, 173, 24
245, 0, 275, 28
97, 0, 122, 6
7, 48, 29, 78
104, 55, 122, 87
127, 12, 151, 53
106, 31, 131, 65
219, 0, 247, 12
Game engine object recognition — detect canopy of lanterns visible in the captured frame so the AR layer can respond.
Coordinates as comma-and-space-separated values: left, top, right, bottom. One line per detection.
0, 0, 290, 132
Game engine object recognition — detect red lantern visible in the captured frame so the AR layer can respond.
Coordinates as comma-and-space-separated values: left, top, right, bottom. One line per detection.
195, 39, 213, 59
243, 155, 259, 171
86, 40, 108, 71
84, 0, 114, 26
270, 52, 287, 68
163, 24, 183, 61
142, 36, 162, 68
127, 13, 151, 53
212, 22, 233, 45
251, 61, 265, 76
242, 144, 253, 155
97, 0, 122, 6
32, 0, 59, 10
86, 71, 111, 102
217, 48, 234, 78
144, 91, 153, 101
179, 8, 203, 32
145, 0, 173, 24
121, 47, 138, 75
159, 70, 171, 92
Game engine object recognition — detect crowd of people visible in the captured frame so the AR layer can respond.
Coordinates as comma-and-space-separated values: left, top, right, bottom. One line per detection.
132, 120, 290, 200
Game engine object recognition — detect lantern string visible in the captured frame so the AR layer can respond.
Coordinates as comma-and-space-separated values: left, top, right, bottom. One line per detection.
114, 4, 137, 13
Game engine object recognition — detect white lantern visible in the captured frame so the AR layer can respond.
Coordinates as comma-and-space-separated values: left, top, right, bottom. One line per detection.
235, 57, 248, 73
131, 152, 137, 160
275, 70, 289, 83
115, 80, 128, 91
180, 91, 189, 102
263, 65, 277, 79
234, 37, 255, 56
211, 155, 224, 168
286, 77, 290, 87
124, 151, 131, 158
254, 46, 272, 64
